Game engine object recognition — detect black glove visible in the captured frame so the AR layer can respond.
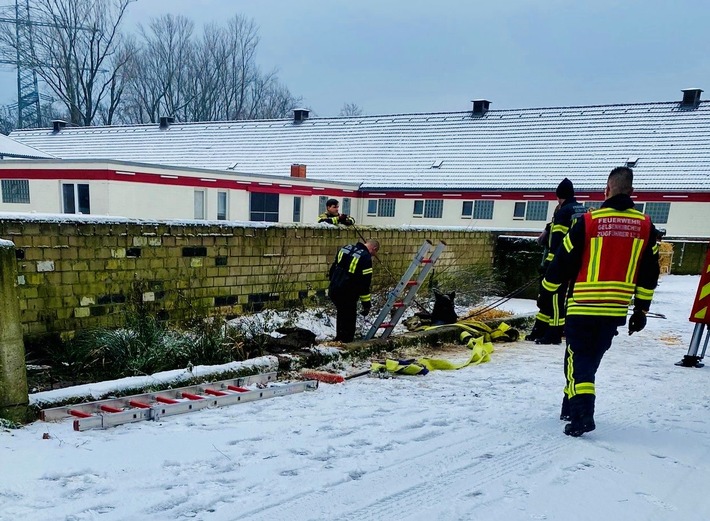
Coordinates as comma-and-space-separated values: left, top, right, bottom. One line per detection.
360, 301, 371, 317
628, 309, 647, 335
338, 213, 350, 224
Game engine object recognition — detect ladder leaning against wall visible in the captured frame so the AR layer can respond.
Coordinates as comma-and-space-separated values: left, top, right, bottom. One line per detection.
365, 240, 446, 340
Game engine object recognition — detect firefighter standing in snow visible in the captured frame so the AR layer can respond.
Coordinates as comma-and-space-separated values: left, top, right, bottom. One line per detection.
539, 167, 660, 436
328, 239, 379, 342
529, 178, 588, 345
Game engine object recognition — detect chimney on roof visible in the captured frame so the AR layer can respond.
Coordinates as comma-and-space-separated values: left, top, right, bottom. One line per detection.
471, 99, 490, 117
159, 116, 175, 129
293, 108, 310, 123
680, 88, 702, 109
52, 120, 66, 133
290, 164, 306, 178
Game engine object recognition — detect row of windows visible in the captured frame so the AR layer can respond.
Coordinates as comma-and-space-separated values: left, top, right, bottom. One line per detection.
0, 179, 674, 225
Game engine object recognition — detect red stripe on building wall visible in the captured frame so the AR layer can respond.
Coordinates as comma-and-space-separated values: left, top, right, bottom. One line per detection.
1, 167, 710, 202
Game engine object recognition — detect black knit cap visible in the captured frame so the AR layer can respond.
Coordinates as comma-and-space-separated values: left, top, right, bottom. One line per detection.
555, 178, 574, 199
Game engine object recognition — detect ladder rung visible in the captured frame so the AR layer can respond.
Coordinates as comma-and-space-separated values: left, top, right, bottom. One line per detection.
379, 323, 394, 329
100, 405, 122, 414
227, 385, 250, 393
156, 396, 179, 404
406, 281, 418, 286
181, 392, 204, 401
392, 302, 405, 308
421, 259, 433, 264
204, 388, 228, 396
69, 409, 92, 418
129, 400, 151, 409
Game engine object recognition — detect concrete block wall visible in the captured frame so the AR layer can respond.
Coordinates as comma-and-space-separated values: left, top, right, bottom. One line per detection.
0, 217, 495, 342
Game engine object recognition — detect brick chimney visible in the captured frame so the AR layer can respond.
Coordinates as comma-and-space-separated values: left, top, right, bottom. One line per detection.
290, 164, 306, 178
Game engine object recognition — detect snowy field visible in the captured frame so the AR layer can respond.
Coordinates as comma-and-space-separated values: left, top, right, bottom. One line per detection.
2, 275, 709, 521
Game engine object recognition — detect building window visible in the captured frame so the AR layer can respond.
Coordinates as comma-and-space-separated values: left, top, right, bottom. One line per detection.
293, 196, 302, 222
1, 179, 30, 203
462, 201, 473, 218
645, 202, 670, 224
342, 197, 351, 216
217, 191, 228, 220
526, 201, 549, 221
367, 199, 377, 216
584, 201, 602, 210
634, 203, 645, 213
194, 190, 205, 219
367, 198, 396, 217
473, 200, 494, 219
513, 201, 548, 221
250, 192, 279, 222
413, 199, 443, 218
319, 196, 328, 214
62, 183, 90, 214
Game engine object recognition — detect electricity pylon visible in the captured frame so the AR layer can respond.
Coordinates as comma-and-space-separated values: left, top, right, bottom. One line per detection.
0, 0, 41, 128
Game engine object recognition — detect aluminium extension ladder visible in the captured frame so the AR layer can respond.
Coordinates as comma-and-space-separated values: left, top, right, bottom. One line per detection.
40, 372, 318, 431
365, 240, 446, 340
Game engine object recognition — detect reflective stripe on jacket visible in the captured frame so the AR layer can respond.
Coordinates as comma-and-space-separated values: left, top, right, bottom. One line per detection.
541, 193, 660, 320
328, 242, 372, 302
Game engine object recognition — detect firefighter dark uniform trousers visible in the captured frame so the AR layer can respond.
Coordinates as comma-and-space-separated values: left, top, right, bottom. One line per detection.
540, 193, 660, 435
328, 242, 373, 342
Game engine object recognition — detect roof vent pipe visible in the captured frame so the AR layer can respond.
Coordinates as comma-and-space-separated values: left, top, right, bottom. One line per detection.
293, 108, 310, 122
471, 99, 490, 117
680, 88, 702, 109
52, 120, 66, 133
159, 116, 175, 129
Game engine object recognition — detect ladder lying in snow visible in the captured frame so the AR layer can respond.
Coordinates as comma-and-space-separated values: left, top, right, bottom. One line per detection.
40, 372, 318, 431
365, 240, 446, 340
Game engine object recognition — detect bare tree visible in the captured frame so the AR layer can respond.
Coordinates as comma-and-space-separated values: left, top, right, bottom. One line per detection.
339, 102, 363, 117
127, 13, 300, 123
0, 0, 135, 126
122, 14, 195, 123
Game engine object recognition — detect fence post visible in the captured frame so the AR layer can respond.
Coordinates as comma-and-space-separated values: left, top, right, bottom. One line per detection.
0, 240, 29, 423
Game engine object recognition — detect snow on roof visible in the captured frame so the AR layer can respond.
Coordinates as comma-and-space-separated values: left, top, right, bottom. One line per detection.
10, 100, 710, 192
0, 133, 55, 159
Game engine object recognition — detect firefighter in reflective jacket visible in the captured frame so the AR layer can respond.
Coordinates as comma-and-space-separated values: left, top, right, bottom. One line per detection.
539, 167, 660, 437
328, 239, 379, 342
531, 178, 588, 345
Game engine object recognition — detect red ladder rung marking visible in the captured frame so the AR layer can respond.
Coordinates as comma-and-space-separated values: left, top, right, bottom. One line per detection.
129, 400, 151, 409
392, 302, 405, 308
69, 409, 92, 418
227, 385, 250, 392
421, 259, 433, 264
379, 323, 394, 329
406, 281, 418, 286
181, 392, 204, 401
100, 405, 122, 414
204, 388, 228, 396
156, 396, 179, 404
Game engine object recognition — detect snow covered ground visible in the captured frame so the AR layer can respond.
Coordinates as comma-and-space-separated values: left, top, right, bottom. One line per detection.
2, 275, 709, 521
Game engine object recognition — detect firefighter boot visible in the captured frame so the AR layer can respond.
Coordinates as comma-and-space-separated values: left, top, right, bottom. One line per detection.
525, 319, 548, 341
560, 396, 571, 421
564, 395, 595, 437
536, 325, 563, 345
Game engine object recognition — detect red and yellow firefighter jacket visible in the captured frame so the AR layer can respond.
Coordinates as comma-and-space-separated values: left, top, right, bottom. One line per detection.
540, 194, 660, 322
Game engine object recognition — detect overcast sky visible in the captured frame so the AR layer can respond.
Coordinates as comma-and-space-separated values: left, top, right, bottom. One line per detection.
2, 0, 710, 118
